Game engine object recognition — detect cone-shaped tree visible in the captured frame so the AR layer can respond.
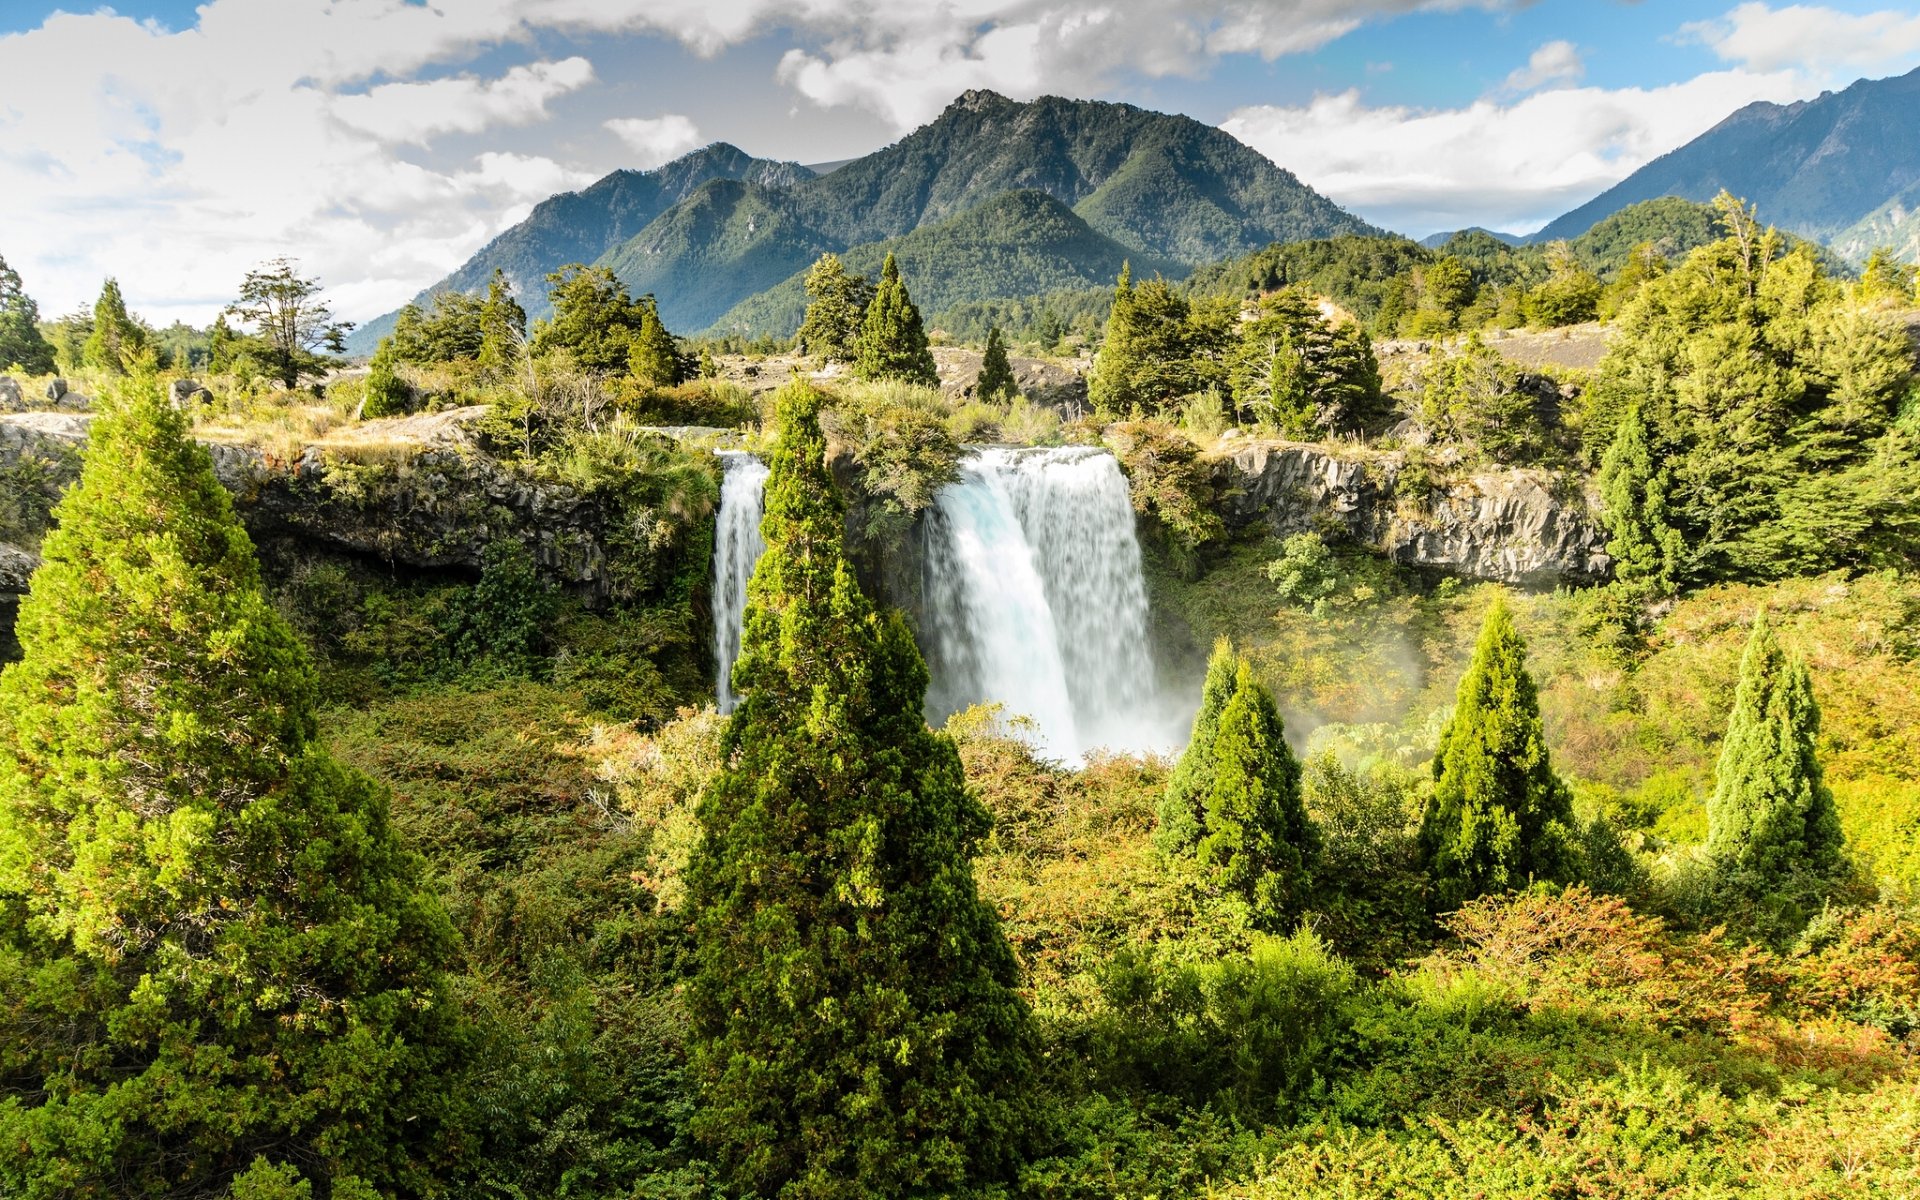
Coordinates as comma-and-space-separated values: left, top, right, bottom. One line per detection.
1158, 636, 1238, 853
0, 374, 456, 1199
1418, 600, 1578, 908
1706, 613, 1843, 876
628, 296, 682, 388
855, 253, 939, 387
81, 276, 146, 374
475, 267, 527, 377
976, 325, 1016, 402
1598, 403, 1685, 592
361, 335, 410, 418
1199, 662, 1317, 924
687, 381, 1032, 1199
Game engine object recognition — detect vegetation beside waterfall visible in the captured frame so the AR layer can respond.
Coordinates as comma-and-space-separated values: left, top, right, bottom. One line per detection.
0, 187, 1917, 1199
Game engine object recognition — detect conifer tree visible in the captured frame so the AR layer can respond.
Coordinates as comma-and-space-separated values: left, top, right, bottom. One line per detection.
1418, 600, 1578, 908
475, 267, 527, 377
207, 311, 241, 375
0, 374, 456, 1199
796, 253, 872, 365
1598, 403, 1685, 592
1159, 636, 1238, 853
687, 382, 1032, 1199
361, 335, 410, 418
0, 253, 56, 375
1199, 662, 1317, 924
628, 296, 682, 388
976, 325, 1016, 402
80, 276, 146, 374
1706, 613, 1843, 876
855, 253, 939, 387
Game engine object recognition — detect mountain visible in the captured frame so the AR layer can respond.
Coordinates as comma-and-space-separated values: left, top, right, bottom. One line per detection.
347, 144, 813, 351
1531, 66, 1920, 257
709, 190, 1181, 337
360, 89, 1383, 344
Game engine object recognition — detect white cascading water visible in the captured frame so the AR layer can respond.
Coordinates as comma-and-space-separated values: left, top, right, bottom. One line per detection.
921, 447, 1169, 762
711, 450, 769, 713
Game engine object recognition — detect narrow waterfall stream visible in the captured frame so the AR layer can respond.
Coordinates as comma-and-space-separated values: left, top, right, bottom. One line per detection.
922, 447, 1170, 762
711, 450, 769, 713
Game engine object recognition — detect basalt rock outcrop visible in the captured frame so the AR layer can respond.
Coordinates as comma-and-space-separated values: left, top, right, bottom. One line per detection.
0, 408, 713, 601
1212, 438, 1609, 587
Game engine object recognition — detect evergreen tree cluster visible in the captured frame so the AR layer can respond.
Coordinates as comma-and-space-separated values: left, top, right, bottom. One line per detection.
796, 251, 942, 389
1587, 193, 1920, 587
0, 253, 56, 375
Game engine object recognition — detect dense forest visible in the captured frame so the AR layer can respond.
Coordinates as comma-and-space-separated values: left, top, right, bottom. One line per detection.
1, 187, 1919, 1200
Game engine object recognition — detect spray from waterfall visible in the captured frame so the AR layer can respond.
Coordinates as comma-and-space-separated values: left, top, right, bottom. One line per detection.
921, 447, 1176, 762
712, 451, 768, 713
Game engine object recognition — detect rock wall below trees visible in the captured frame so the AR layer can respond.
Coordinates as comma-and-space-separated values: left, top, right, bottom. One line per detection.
1212, 437, 1610, 587
0, 408, 665, 599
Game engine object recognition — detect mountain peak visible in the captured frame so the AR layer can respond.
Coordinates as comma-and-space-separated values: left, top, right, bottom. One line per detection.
949, 88, 1012, 113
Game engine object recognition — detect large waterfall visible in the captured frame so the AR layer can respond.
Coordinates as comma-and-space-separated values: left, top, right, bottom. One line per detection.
712, 450, 769, 713
922, 447, 1170, 762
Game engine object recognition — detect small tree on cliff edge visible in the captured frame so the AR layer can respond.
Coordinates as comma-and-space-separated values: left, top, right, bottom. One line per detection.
1418, 599, 1579, 909
976, 325, 1016, 402
0, 372, 456, 1199
225, 258, 352, 389
687, 381, 1033, 1199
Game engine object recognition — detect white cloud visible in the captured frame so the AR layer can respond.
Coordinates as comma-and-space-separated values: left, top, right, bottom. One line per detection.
1221, 68, 1812, 237
605, 115, 705, 167
331, 58, 597, 145
1502, 40, 1583, 94
1678, 2, 1920, 74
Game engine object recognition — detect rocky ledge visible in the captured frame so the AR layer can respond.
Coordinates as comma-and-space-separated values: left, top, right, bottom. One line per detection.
1212, 438, 1609, 587
0, 408, 704, 598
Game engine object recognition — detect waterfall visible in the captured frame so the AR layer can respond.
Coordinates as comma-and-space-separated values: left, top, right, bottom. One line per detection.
922, 446, 1169, 761
712, 451, 768, 713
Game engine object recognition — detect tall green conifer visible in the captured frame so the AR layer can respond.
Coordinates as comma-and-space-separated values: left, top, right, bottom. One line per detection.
1598, 403, 1686, 591
797, 253, 872, 366
687, 382, 1031, 1199
1418, 600, 1577, 908
0, 375, 456, 1199
976, 326, 1016, 402
475, 267, 527, 377
80, 277, 146, 374
855, 253, 939, 387
0, 253, 56, 375
1159, 636, 1238, 853
1200, 663, 1317, 924
628, 296, 682, 388
1706, 613, 1843, 876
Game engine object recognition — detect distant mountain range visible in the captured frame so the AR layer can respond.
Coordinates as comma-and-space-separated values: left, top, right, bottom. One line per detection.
1532, 65, 1920, 261
1419, 228, 1524, 250
352, 90, 1381, 350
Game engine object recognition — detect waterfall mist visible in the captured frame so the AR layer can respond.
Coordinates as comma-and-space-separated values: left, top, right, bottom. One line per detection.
712, 450, 768, 714
921, 447, 1179, 762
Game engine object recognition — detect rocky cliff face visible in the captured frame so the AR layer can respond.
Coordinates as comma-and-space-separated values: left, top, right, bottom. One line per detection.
0, 409, 711, 601
1213, 438, 1609, 587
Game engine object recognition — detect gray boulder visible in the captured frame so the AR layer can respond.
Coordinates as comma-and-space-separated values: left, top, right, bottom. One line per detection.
0, 377, 22, 411
169, 379, 213, 409
44, 377, 66, 402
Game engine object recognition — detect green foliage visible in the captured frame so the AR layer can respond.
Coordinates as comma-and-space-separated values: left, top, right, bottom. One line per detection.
1524, 241, 1602, 327
1418, 601, 1578, 908
0, 374, 456, 1198
1413, 333, 1553, 463
225, 258, 350, 389
360, 336, 411, 418
439, 539, 558, 678
833, 382, 963, 528
796, 253, 873, 364
1200, 663, 1318, 924
475, 268, 528, 377
1090, 266, 1234, 416
854, 253, 939, 387
1227, 288, 1384, 435
1597, 404, 1685, 592
1266, 531, 1342, 615
1707, 613, 1845, 878
977, 324, 1017, 402
686, 382, 1034, 1199
1104, 419, 1225, 564
80, 276, 148, 373
534, 264, 650, 373
627, 296, 683, 388
390, 292, 485, 364
1159, 637, 1241, 855
0, 253, 55, 375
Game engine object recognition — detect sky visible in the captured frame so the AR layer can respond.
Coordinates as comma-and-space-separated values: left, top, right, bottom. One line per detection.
2, 1, 1918, 327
